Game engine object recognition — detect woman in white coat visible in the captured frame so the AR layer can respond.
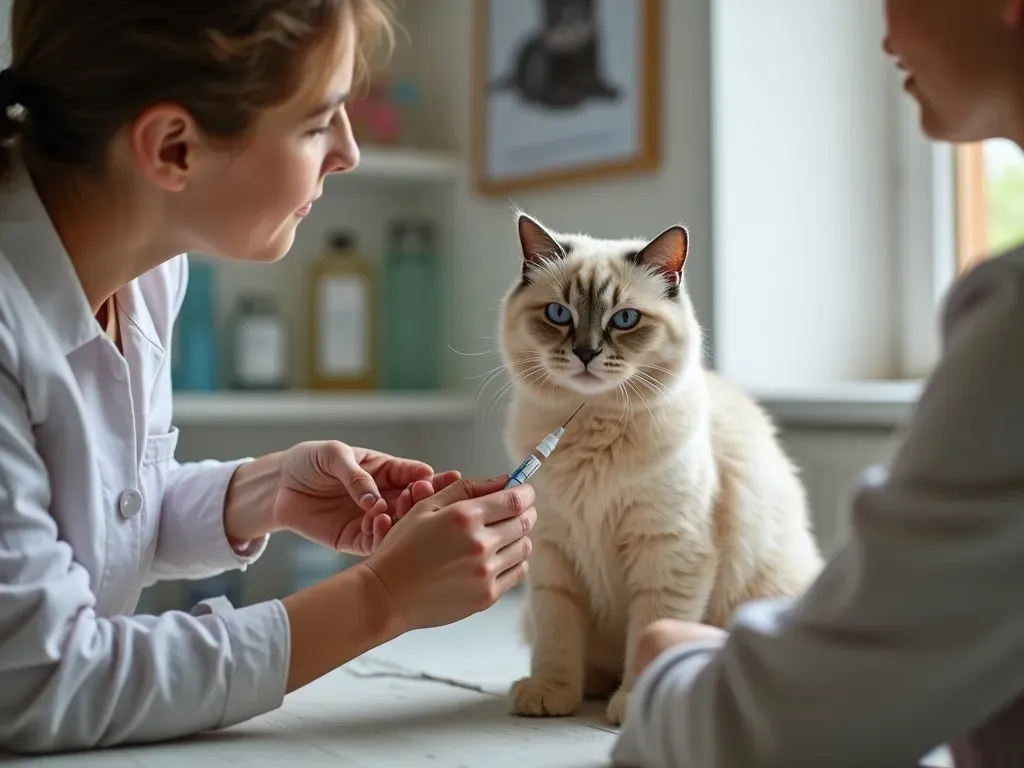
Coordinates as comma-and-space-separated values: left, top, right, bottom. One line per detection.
614, 0, 1024, 766
0, 0, 535, 754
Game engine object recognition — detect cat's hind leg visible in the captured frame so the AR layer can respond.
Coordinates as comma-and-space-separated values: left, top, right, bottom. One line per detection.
509, 540, 589, 717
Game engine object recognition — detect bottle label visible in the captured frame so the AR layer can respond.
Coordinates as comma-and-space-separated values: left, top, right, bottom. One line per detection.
236, 317, 286, 385
318, 276, 368, 377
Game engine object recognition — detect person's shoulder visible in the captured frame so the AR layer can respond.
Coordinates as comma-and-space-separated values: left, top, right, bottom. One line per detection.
941, 247, 1024, 350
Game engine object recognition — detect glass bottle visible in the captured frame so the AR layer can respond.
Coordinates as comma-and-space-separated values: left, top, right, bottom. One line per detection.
228, 293, 290, 390
308, 230, 378, 389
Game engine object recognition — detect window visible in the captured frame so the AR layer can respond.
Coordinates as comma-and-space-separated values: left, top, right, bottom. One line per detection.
899, 127, 1024, 378
955, 140, 1024, 273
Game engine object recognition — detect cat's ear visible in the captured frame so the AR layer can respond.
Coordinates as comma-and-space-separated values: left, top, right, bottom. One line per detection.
517, 213, 566, 276
631, 225, 688, 286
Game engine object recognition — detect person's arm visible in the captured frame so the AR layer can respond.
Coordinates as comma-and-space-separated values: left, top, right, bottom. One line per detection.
147, 452, 277, 582
612, 253, 1024, 768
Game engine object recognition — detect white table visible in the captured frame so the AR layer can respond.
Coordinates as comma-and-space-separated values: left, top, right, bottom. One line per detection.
0, 591, 953, 767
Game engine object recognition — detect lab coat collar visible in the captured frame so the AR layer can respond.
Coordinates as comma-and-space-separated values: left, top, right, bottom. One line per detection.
0, 152, 103, 356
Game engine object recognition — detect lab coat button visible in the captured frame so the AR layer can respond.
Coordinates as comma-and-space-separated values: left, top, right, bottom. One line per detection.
118, 488, 143, 519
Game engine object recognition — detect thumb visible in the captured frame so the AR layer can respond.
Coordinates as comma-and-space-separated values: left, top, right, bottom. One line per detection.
418, 474, 509, 512
321, 441, 381, 511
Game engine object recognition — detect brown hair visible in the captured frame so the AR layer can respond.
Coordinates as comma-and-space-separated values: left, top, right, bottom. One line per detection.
0, 0, 394, 180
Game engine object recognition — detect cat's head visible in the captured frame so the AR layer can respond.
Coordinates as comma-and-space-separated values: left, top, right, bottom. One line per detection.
498, 212, 703, 406
543, 0, 595, 50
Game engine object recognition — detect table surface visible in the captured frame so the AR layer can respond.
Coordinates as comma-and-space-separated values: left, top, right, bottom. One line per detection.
0, 590, 953, 767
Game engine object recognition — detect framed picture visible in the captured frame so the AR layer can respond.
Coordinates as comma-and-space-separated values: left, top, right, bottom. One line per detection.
471, 0, 661, 196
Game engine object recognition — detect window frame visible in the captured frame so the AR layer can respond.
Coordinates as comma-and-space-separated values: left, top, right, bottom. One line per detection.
895, 84, 958, 380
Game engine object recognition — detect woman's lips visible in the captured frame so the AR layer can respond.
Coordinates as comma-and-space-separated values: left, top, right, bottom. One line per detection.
296, 202, 312, 217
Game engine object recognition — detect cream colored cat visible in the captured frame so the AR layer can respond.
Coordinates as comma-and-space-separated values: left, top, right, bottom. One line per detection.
498, 212, 824, 726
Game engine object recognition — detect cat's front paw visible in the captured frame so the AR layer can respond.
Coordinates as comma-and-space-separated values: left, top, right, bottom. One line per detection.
606, 688, 631, 725
509, 677, 581, 717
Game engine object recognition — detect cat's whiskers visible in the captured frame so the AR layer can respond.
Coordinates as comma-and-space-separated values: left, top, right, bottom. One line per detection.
633, 370, 675, 402
624, 377, 656, 421
473, 357, 541, 412
482, 363, 549, 421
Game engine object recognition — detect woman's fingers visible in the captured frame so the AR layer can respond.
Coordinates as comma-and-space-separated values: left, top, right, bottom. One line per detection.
372, 513, 392, 551
491, 524, 534, 573
477, 484, 536, 526
494, 558, 530, 596
485, 505, 537, 551
321, 441, 381, 511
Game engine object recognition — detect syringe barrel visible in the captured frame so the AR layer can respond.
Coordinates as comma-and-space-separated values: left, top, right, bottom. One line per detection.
504, 451, 543, 488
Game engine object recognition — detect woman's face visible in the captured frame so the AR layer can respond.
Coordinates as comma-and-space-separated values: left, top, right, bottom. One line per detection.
172, 17, 360, 264
884, 0, 1024, 142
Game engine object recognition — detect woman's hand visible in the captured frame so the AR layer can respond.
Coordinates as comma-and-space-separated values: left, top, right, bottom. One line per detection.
633, 620, 728, 678
223, 441, 461, 557
272, 441, 462, 556
361, 474, 536, 633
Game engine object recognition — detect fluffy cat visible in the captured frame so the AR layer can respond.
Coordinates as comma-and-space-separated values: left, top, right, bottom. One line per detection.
490, 0, 620, 110
497, 213, 824, 725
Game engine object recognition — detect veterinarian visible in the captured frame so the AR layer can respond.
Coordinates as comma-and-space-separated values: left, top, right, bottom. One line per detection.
612, 0, 1024, 766
0, 0, 535, 754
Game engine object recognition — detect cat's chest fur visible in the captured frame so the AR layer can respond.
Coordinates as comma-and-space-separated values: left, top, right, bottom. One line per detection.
506, 393, 713, 620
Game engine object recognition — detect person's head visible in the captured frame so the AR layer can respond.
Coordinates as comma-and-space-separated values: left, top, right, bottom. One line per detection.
0, 0, 393, 265
883, 0, 1024, 144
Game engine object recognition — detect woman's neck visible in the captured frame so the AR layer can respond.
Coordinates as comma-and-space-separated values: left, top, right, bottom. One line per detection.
26, 157, 171, 314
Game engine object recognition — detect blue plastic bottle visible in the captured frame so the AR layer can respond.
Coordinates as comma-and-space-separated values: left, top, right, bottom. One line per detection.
172, 257, 219, 391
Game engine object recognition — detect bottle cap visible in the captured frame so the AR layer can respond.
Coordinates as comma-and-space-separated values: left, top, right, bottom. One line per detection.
329, 230, 357, 252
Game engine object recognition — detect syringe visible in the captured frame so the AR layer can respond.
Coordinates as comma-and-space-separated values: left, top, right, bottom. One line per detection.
504, 403, 585, 488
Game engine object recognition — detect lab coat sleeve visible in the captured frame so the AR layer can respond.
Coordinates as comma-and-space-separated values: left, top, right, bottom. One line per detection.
149, 456, 269, 581
0, 331, 290, 753
611, 253, 1024, 768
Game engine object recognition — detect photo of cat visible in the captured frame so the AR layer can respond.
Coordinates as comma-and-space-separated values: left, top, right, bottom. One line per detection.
472, 0, 660, 195
497, 211, 824, 726
489, 0, 622, 111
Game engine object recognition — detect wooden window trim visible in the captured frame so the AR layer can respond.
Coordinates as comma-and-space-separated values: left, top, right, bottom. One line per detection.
954, 143, 989, 273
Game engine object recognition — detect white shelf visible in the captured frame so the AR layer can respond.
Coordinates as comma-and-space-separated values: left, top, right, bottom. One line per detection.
172, 391, 477, 425
752, 379, 924, 428
344, 146, 462, 182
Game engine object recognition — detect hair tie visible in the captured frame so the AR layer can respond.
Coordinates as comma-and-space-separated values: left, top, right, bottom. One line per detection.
0, 68, 20, 109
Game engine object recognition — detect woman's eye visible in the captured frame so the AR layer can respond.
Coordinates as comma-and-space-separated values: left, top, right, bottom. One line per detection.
545, 302, 572, 325
611, 308, 641, 330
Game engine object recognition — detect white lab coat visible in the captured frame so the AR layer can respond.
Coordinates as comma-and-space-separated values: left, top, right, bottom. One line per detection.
0, 154, 289, 753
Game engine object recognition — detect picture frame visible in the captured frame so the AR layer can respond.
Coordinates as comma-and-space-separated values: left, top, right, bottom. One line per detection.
471, 0, 661, 196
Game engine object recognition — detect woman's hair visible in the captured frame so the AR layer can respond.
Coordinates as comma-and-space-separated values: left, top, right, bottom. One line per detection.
0, 0, 394, 180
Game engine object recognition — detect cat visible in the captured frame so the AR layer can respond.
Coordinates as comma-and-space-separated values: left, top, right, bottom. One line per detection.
497, 212, 824, 726
490, 0, 620, 110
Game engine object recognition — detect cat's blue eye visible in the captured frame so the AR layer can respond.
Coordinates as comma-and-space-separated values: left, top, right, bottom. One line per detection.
611, 308, 641, 330
545, 302, 573, 325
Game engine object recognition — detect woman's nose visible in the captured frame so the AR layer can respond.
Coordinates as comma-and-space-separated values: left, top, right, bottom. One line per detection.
326, 111, 360, 174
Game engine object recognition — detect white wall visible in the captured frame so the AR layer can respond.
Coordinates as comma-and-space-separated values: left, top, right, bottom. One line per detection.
407, 0, 714, 384
712, 0, 901, 389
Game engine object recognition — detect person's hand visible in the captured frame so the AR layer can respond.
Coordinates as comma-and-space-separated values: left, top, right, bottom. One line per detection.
633, 620, 728, 678
361, 474, 536, 632
271, 440, 462, 556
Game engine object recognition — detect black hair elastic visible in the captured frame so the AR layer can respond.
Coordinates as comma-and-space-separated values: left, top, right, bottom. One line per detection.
0, 68, 19, 108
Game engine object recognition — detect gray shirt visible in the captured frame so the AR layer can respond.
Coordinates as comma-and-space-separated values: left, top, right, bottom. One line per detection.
612, 247, 1024, 767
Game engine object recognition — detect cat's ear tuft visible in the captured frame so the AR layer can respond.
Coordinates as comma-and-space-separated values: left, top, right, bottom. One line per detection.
517, 213, 566, 273
632, 225, 688, 284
